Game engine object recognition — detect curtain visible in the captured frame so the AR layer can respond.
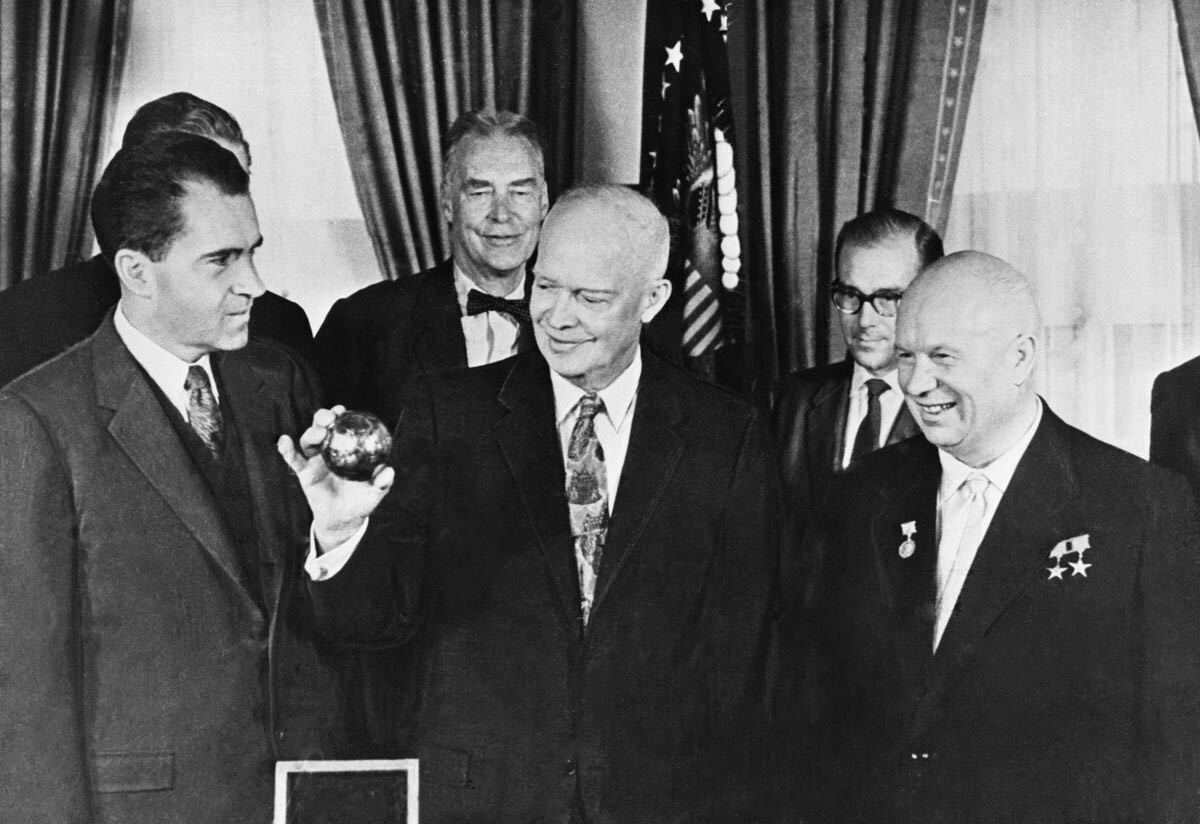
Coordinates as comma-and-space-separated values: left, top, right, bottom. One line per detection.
0, 0, 129, 290
313, 0, 576, 283
946, 0, 1200, 458
727, 0, 987, 395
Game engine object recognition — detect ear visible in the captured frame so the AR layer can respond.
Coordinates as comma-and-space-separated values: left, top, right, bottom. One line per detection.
441, 176, 455, 225
537, 181, 550, 221
1011, 332, 1038, 386
112, 249, 155, 299
640, 278, 673, 324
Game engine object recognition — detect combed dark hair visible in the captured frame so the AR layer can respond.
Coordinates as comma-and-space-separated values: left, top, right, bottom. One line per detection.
834, 207, 944, 272
92, 134, 250, 264
441, 109, 545, 188
122, 92, 248, 162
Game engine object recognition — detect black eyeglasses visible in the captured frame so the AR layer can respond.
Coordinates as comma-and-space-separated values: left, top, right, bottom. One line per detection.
830, 281, 904, 317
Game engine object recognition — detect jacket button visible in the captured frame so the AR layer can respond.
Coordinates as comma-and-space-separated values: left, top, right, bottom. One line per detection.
564, 760, 577, 777
910, 752, 929, 759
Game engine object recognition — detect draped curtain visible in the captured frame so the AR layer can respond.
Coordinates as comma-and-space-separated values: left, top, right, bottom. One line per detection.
0, 0, 129, 290
946, 0, 1200, 457
726, 0, 987, 395
313, 0, 576, 283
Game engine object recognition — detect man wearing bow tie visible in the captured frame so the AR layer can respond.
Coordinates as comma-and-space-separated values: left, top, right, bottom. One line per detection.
0, 135, 341, 822
773, 208, 941, 527
794, 252, 1200, 823
284, 185, 780, 823
313, 109, 549, 433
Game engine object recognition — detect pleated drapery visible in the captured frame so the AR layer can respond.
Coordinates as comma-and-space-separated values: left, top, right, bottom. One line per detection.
313, 0, 576, 283
0, 0, 129, 290
727, 0, 987, 395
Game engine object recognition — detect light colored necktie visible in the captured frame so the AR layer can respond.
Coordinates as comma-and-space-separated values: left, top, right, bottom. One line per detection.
934, 473, 989, 650
565, 394, 608, 625
185, 365, 223, 458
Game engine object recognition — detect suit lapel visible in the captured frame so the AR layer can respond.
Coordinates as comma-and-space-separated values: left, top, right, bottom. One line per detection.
915, 408, 1075, 728
808, 362, 851, 475
867, 442, 941, 688
886, 398, 921, 445
216, 351, 289, 612
409, 260, 468, 374
494, 354, 583, 634
93, 318, 252, 595
591, 354, 685, 620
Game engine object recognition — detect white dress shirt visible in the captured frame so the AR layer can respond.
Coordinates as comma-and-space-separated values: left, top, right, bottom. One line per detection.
932, 398, 1043, 650
307, 347, 644, 582
454, 265, 524, 367
840, 363, 905, 469
114, 301, 219, 419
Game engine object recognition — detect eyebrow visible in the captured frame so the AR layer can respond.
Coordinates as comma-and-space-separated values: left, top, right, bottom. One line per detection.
200, 235, 263, 262
463, 177, 539, 189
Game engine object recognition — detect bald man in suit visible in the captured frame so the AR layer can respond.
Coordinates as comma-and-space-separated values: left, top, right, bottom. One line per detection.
795, 252, 1200, 823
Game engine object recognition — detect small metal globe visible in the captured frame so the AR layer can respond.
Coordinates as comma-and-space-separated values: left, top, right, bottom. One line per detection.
321, 410, 392, 482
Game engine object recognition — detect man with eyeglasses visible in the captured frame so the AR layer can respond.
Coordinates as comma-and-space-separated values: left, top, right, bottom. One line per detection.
773, 208, 944, 522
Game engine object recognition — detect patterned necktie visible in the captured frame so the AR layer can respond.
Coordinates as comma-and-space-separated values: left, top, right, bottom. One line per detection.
185, 365, 223, 458
851, 378, 890, 461
566, 394, 608, 625
465, 289, 531, 323
934, 473, 990, 650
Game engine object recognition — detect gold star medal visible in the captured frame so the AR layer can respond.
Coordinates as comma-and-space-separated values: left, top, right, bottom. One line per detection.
899, 521, 917, 559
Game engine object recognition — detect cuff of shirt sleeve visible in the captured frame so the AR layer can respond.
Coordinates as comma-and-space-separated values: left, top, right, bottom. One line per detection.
305, 518, 370, 581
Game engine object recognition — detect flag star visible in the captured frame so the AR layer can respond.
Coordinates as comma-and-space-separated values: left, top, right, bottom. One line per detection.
1047, 565, 1066, 580
665, 39, 684, 72
700, 0, 721, 22
1069, 558, 1092, 577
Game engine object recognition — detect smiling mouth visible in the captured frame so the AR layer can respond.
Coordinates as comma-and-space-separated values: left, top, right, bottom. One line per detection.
917, 401, 956, 414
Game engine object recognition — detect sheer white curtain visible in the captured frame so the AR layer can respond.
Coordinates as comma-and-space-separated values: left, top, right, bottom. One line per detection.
107, 0, 382, 329
946, 0, 1200, 457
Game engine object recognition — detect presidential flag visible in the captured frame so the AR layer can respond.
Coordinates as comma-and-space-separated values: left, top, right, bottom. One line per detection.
640, 0, 742, 385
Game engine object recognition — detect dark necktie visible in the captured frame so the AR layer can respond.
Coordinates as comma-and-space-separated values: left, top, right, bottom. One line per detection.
185, 365, 223, 458
566, 394, 608, 625
465, 289, 531, 324
850, 378, 889, 461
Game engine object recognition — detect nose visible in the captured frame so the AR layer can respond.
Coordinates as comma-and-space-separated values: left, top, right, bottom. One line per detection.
488, 192, 512, 223
857, 300, 883, 328
234, 255, 266, 299
543, 288, 576, 330
901, 355, 936, 397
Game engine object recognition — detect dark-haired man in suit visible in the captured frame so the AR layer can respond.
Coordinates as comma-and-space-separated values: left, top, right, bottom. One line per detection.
0, 135, 340, 822
313, 109, 549, 432
284, 184, 780, 823
0, 92, 313, 387
797, 251, 1200, 823
773, 208, 941, 523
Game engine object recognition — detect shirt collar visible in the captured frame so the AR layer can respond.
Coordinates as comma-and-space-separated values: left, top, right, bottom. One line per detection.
938, 396, 1043, 501
114, 301, 218, 405
550, 347, 642, 433
850, 361, 902, 397
453, 263, 526, 315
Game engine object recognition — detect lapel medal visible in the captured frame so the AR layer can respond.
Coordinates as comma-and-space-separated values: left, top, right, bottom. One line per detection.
898, 521, 917, 559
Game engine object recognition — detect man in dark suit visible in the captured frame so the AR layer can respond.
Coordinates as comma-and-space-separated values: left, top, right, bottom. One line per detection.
283, 184, 781, 823
0, 92, 312, 387
796, 251, 1200, 823
0, 135, 342, 822
773, 208, 942, 522
313, 109, 548, 432
1151, 355, 1200, 505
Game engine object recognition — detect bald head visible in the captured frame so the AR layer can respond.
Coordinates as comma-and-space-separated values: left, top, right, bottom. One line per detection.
531, 185, 672, 391
896, 251, 1040, 467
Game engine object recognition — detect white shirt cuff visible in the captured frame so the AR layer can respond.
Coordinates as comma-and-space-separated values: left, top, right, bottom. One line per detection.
305, 518, 370, 581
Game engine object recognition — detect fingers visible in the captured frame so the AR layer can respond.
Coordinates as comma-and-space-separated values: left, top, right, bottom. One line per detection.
297, 406, 348, 457
276, 435, 305, 475
372, 464, 395, 498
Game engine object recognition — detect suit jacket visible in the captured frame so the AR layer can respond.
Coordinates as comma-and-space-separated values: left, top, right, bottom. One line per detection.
773, 359, 920, 519
795, 404, 1200, 823
0, 316, 342, 823
0, 254, 314, 387
1151, 353, 1200, 506
313, 260, 477, 431
310, 349, 781, 824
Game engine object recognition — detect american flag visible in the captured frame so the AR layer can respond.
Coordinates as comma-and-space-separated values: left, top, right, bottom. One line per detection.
640, 0, 742, 382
